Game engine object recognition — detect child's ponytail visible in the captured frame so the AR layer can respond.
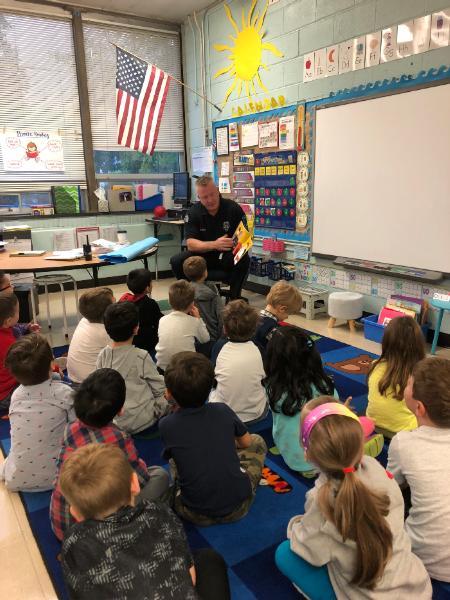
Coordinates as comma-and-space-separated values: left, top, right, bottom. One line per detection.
309, 415, 393, 589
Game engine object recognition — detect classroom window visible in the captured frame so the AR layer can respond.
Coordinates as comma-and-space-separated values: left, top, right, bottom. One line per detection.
83, 22, 185, 170
0, 12, 86, 193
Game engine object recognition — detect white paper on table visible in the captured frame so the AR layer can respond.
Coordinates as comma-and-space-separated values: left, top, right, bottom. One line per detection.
326, 45, 339, 76
413, 16, 431, 54
241, 122, 259, 147
365, 32, 381, 67
314, 48, 327, 79
430, 10, 450, 49
218, 177, 231, 194
303, 52, 315, 82
229, 122, 240, 152
45, 250, 83, 260
339, 40, 354, 74
99, 225, 118, 242
278, 115, 295, 150
216, 126, 229, 156
220, 161, 230, 176
353, 36, 366, 70
191, 146, 213, 174
381, 26, 399, 62
258, 121, 278, 148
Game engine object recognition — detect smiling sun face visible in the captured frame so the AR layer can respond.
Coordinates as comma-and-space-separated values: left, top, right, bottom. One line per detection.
213, 0, 283, 107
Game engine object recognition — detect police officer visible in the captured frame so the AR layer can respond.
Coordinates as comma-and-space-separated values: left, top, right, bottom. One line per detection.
170, 175, 250, 300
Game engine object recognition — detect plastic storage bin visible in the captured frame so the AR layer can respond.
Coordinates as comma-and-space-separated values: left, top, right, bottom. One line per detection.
362, 314, 429, 343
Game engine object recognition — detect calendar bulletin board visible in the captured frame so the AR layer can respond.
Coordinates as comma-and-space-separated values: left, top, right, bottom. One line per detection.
212, 105, 311, 242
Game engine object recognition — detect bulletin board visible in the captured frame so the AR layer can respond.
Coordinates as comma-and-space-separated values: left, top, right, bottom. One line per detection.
212, 105, 311, 242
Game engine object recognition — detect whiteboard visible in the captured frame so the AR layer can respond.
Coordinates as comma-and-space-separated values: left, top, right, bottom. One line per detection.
312, 83, 450, 273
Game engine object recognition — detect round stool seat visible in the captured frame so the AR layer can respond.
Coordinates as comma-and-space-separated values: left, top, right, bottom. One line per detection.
328, 291, 364, 321
34, 274, 76, 285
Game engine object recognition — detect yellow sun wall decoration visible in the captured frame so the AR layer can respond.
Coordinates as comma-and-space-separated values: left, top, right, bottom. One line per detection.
213, 0, 283, 108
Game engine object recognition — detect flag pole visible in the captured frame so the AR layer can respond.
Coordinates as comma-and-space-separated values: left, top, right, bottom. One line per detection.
111, 42, 222, 113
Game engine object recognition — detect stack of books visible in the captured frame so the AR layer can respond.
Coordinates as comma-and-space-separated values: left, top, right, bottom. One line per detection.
377, 295, 428, 327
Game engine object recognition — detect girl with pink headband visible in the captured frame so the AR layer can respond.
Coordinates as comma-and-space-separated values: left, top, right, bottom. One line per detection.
275, 398, 432, 599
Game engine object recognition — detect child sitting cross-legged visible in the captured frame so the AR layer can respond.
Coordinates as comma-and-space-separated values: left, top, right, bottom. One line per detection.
210, 300, 267, 423
67, 287, 114, 385
367, 316, 425, 436
0, 295, 28, 413
1, 333, 74, 491
97, 302, 168, 434
155, 280, 210, 372
59, 444, 231, 600
50, 368, 169, 541
119, 268, 163, 358
182, 256, 223, 344
159, 351, 267, 526
254, 280, 303, 358
388, 357, 450, 583
275, 397, 432, 600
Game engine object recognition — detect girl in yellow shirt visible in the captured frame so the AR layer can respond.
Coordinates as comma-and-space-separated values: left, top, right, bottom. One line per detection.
367, 316, 425, 435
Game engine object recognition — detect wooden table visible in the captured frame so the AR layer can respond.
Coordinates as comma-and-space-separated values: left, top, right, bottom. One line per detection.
0, 246, 158, 287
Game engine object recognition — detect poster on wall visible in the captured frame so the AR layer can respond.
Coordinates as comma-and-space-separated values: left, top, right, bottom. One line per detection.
413, 15, 431, 53
339, 40, 354, 74
303, 52, 315, 82
229, 122, 240, 151
0, 129, 65, 172
278, 115, 295, 150
258, 121, 278, 148
241, 122, 259, 147
215, 126, 229, 156
365, 32, 381, 67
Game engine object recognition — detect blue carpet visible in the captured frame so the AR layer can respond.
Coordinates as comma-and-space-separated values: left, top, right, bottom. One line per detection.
1, 338, 449, 599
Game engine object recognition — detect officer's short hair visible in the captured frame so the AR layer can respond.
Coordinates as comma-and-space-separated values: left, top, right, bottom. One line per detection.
196, 175, 214, 187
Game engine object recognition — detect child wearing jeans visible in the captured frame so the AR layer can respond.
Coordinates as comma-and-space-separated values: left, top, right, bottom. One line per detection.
276, 398, 432, 599
210, 300, 267, 423
1, 334, 74, 491
119, 268, 163, 357
388, 357, 450, 583
50, 368, 169, 541
155, 280, 210, 372
159, 352, 267, 526
97, 302, 167, 434
254, 280, 302, 357
67, 287, 114, 384
59, 444, 230, 600
367, 316, 425, 436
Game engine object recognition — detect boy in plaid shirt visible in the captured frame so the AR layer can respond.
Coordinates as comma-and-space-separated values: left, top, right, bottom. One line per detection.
50, 368, 169, 541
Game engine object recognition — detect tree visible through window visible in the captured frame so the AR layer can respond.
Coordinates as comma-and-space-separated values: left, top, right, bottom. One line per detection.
94, 150, 181, 175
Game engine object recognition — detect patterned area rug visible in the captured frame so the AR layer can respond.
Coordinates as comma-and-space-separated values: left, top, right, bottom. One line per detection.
1, 333, 449, 599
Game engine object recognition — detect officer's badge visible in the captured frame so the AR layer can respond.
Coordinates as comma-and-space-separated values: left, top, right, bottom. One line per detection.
184, 214, 189, 223
223, 221, 230, 232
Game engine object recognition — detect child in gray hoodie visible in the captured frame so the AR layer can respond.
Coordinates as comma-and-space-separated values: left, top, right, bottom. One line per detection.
183, 255, 223, 342
96, 302, 167, 434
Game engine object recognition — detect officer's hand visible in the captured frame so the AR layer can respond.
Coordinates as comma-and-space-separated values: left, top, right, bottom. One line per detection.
214, 235, 234, 251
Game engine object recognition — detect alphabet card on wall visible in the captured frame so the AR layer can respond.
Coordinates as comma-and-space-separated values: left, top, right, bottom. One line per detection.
339, 40, 354, 74
353, 36, 365, 70
381, 27, 398, 62
326, 45, 339, 76
303, 52, 315, 82
397, 21, 415, 57
314, 48, 327, 79
430, 10, 450, 48
414, 15, 431, 53
365, 31, 381, 67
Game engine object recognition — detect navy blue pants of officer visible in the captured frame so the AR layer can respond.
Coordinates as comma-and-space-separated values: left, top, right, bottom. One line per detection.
170, 250, 250, 301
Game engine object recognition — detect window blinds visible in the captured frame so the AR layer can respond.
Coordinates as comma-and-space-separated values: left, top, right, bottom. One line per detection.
0, 12, 86, 192
83, 22, 184, 154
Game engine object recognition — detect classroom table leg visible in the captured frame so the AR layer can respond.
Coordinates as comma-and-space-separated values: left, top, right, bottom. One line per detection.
92, 265, 99, 288
431, 308, 444, 355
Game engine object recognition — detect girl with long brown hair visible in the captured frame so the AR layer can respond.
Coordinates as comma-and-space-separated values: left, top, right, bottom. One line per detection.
275, 397, 431, 599
367, 316, 425, 435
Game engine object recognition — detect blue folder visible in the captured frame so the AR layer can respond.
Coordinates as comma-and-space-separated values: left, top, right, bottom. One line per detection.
99, 236, 159, 264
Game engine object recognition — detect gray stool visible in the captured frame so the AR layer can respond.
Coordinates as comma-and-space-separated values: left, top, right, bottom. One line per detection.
30, 274, 80, 338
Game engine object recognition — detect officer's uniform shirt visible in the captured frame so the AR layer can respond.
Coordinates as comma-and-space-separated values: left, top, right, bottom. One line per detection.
184, 197, 246, 248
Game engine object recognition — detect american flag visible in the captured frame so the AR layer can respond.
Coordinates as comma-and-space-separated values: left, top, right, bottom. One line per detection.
116, 47, 171, 155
